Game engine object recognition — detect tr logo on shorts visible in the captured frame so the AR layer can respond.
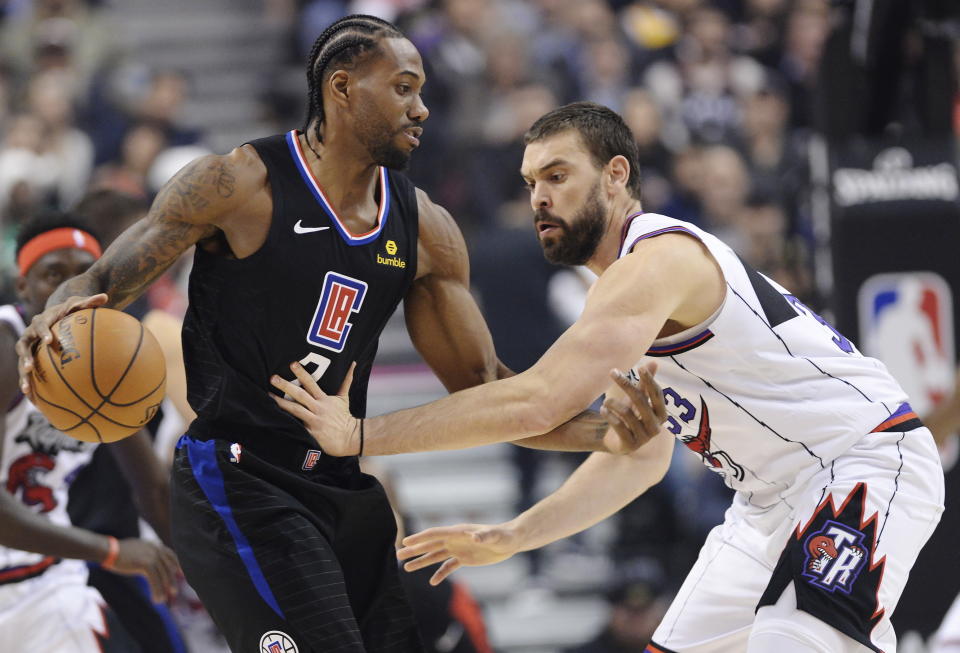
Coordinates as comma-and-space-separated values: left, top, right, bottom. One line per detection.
802, 522, 867, 593
307, 272, 368, 352
260, 630, 298, 653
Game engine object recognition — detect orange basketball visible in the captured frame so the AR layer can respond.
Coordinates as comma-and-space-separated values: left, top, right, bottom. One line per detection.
31, 307, 166, 443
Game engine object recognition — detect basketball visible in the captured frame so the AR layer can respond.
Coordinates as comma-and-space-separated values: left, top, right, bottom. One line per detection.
30, 307, 166, 443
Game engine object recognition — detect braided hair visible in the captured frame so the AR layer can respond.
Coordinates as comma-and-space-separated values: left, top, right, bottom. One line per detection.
303, 15, 404, 146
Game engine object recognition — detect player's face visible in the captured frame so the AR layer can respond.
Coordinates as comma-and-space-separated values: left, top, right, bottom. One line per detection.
352, 37, 428, 170
16, 249, 95, 319
521, 131, 608, 266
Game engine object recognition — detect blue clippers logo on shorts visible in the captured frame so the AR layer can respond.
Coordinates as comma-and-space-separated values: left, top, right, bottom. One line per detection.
802, 521, 867, 594
858, 272, 955, 415
307, 272, 368, 352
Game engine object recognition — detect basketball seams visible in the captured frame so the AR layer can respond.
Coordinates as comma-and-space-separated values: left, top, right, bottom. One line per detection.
90, 308, 146, 404
32, 308, 166, 443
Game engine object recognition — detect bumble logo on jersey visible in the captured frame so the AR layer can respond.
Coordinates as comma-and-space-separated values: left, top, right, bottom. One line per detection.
377, 239, 406, 269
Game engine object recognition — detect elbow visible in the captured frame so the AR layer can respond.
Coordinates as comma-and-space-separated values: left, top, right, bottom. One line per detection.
513, 385, 574, 436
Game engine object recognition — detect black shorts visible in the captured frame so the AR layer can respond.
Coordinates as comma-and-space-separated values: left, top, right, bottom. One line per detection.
171, 436, 423, 653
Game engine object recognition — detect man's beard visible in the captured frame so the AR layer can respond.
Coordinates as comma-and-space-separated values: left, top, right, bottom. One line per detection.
537, 182, 606, 266
355, 103, 412, 170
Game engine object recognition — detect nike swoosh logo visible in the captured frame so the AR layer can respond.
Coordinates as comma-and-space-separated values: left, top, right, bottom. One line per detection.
294, 220, 330, 234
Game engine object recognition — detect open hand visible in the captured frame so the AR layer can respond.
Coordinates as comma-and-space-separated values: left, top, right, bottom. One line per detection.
15, 294, 108, 398
397, 522, 520, 586
270, 362, 361, 457
602, 360, 667, 454
109, 538, 180, 604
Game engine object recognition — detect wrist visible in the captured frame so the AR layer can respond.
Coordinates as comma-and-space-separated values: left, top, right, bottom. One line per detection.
101, 535, 119, 569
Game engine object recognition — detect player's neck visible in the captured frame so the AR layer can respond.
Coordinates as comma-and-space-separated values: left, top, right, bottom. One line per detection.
298, 128, 382, 217
585, 197, 643, 275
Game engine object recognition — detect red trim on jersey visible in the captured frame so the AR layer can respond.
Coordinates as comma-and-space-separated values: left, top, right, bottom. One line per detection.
870, 411, 920, 433
0, 555, 58, 584
288, 130, 388, 240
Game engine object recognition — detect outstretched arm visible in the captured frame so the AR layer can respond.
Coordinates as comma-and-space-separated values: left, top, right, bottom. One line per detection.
274, 231, 719, 456
397, 413, 675, 585
398, 191, 664, 451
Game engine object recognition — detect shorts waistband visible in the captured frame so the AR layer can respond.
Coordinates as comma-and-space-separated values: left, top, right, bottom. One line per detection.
177, 432, 355, 474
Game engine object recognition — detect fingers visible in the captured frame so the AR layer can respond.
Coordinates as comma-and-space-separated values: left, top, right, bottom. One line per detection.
639, 362, 668, 423
602, 400, 643, 452
338, 362, 356, 397
430, 557, 462, 586
401, 526, 469, 548
289, 362, 322, 399
270, 374, 314, 406
270, 393, 314, 422
397, 539, 443, 561
403, 548, 451, 572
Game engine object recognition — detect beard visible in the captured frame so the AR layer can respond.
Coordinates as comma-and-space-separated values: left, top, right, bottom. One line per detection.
354, 102, 413, 171
537, 182, 607, 266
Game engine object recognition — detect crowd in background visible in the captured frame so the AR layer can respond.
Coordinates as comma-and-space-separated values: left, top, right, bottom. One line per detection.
0, 0, 958, 650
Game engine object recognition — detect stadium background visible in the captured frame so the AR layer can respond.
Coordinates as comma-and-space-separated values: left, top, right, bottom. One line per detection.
0, 0, 957, 651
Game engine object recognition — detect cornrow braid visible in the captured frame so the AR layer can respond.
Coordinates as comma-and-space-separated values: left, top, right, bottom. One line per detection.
304, 14, 403, 146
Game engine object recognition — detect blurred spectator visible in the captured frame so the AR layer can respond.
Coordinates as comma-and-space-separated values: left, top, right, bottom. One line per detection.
731, 0, 789, 67
92, 121, 168, 198
0, 0, 121, 91
778, 0, 829, 129
24, 70, 94, 207
621, 88, 673, 210
89, 68, 202, 167
644, 5, 765, 145
735, 79, 807, 217
564, 560, 671, 653
0, 113, 49, 227
696, 144, 750, 241
658, 145, 704, 225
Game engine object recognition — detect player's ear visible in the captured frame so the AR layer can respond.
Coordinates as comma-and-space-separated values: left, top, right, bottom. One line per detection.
327, 70, 351, 109
14, 275, 28, 301
605, 155, 630, 195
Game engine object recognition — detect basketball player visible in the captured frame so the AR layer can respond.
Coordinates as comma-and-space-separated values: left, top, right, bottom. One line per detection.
0, 214, 180, 652
14, 17, 664, 653
283, 103, 946, 653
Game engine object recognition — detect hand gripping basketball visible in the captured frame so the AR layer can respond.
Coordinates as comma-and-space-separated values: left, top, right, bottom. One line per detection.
16, 294, 108, 399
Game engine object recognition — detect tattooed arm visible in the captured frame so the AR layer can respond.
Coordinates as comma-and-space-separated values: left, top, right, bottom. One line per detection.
16, 147, 270, 396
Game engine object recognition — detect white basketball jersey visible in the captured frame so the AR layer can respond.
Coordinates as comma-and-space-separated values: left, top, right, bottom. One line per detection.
0, 304, 95, 603
620, 215, 911, 504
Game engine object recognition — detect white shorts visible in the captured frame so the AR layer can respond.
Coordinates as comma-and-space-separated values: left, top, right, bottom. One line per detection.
648, 426, 945, 653
0, 571, 109, 653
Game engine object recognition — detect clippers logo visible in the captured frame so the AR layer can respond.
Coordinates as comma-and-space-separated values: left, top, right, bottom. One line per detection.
302, 449, 321, 471
858, 272, 955, 416
803, 522, 867, 593
307, 272, 368, 352
259, 631, 298, 653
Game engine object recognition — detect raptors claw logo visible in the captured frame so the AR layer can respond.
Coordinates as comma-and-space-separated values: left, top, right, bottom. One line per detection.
680, 399, 745, 482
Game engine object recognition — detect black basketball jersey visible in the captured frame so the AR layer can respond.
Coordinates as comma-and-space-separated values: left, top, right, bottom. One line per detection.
181, 130, 419, 473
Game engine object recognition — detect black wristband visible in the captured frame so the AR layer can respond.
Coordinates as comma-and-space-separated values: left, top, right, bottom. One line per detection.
358, 418, 364, 457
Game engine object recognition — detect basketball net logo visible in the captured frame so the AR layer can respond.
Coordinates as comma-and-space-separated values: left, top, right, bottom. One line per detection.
259, 630, 298, 653
307, 272, 368, 352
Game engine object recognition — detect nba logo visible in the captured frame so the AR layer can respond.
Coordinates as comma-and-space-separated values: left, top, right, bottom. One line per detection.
307, 272, 368, 352
858, 272, 955, 416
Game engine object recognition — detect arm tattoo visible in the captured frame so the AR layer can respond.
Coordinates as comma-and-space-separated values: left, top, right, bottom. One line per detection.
49, 157, 230, 309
